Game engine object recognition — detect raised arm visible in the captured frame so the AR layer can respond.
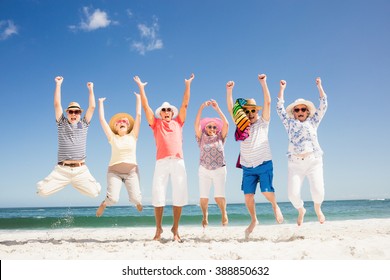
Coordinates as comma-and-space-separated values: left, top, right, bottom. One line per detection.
258, 74, 271, 121
84, 82, 96, 123
98, 98, 113, 141
278, 80, 287, 101
314, 77, 328, 122
132, 92, 141, 139
54, 76, 64, 121
178, 73, 195, 122
133, 76, 154, 126
210, 99, 229, 139
194, 101, 209, 139
225, 81, 235, 120
316, 77, 326, 98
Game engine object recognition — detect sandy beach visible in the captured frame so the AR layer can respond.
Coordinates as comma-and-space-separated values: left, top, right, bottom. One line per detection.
1, 218, 390, 260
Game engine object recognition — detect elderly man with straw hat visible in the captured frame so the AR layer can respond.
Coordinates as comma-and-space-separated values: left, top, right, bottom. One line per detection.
95, 92, 143, 217
226, 73, 284, 239
134, 73, 195, 242
37, 76, 101, 198
276, 77, 328, 226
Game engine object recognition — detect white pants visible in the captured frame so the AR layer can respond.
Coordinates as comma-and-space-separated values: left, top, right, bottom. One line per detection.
287, 155, 324, 209
152, 158, 188, 207
104, 166, 142, 206
198, 165, 227, 198
37, 165, 101, 198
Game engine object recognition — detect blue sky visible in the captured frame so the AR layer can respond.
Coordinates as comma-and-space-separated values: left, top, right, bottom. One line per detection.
0, 0, 389, 208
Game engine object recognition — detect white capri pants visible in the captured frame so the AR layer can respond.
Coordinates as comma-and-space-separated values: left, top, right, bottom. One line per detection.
152, 158, 188, 207
104, 166, 142, 206
287, 155, 325, 209
198, 165, 227, 199
37, 165, 101, 198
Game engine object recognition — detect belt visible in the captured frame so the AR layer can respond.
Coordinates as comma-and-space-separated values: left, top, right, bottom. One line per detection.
290, 154, 317, 161
58, 162, 85, 167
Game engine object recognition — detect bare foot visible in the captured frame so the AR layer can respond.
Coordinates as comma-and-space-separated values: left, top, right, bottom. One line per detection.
245, 220, 258, 239
136, 204, 143, 212
273, 206, 284, 224
202, 212, 209, 228
171, 228, 183, 243
153, 227, 163, 241
297, 208, 306, 226
222, 213, 228, 226
202, 217, 208, 228
96, 201, 106, 217
315, 209, 326, 224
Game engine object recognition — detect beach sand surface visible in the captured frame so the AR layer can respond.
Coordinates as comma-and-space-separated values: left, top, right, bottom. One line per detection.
1, 218, 390, 260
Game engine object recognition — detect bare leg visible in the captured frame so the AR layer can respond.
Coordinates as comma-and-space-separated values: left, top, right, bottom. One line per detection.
244, 194, 258, 239
200, 198, 209, 228
96, 201, 107, 217
262, 192, 284, 224
215, 197, 228, 226
153, 206, 164, 240
171, 206, 183, 242
297, 207, 306, 226
314, 203, 325, 224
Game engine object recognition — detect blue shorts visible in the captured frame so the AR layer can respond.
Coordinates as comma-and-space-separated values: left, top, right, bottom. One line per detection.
241, 160, 275, 194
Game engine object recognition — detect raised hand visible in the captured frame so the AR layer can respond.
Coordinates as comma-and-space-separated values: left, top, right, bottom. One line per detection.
87, 82, 94, 90
55, 76, 64, 85
226, 81, 235, 89
185, 73, 195, 84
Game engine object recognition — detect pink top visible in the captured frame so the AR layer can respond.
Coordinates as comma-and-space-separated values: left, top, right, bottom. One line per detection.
151, 117, 184, 160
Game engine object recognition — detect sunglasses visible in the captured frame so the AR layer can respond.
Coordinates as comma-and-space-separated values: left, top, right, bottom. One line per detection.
294, 108, 308, 113
245, 109, 257, 114
67, 110, 82, 115
116, 119, 129, 125
161, 108, 172, 112
207, 125, 217, 130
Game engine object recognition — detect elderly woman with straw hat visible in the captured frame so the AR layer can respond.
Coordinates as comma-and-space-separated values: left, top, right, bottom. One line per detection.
95, 93, 143, 217
194, 99, 229, 228
276, 77, 328, 226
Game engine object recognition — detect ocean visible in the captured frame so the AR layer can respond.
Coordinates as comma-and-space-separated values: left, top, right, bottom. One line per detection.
0, 199, 389, 230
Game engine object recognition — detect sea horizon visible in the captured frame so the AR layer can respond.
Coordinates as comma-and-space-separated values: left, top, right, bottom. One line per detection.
1, 199, 390, 230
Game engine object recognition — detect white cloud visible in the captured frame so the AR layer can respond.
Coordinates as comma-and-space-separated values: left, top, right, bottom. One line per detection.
132, 18, 163, 55
70, 7, 111, 32
126, 9, 133, 18
0, 20, 18, 40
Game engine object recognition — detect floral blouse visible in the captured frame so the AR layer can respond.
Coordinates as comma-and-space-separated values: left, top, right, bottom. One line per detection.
276, 96, 327, 157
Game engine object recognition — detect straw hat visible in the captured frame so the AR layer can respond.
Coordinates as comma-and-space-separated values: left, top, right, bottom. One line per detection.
155, 102, 179, 119
242, 98, 262, 111
285, 98, 316, 118
200, 117, 223, 132
109, 113, 134, 134
66, 102, 83, 113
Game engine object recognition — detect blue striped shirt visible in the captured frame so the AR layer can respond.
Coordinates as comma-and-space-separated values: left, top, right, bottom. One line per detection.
57, 115, 89, 162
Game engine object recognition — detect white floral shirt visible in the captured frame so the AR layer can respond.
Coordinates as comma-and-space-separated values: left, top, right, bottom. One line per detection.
276, 96, 327, 157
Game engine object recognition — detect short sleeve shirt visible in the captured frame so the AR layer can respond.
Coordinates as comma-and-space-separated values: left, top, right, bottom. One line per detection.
57, 115, 89, 162
151, 117, 184, 160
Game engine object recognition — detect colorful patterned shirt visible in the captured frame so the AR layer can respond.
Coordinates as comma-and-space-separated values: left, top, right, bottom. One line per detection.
196, 131, 226, 170
276, 96, 327, 157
